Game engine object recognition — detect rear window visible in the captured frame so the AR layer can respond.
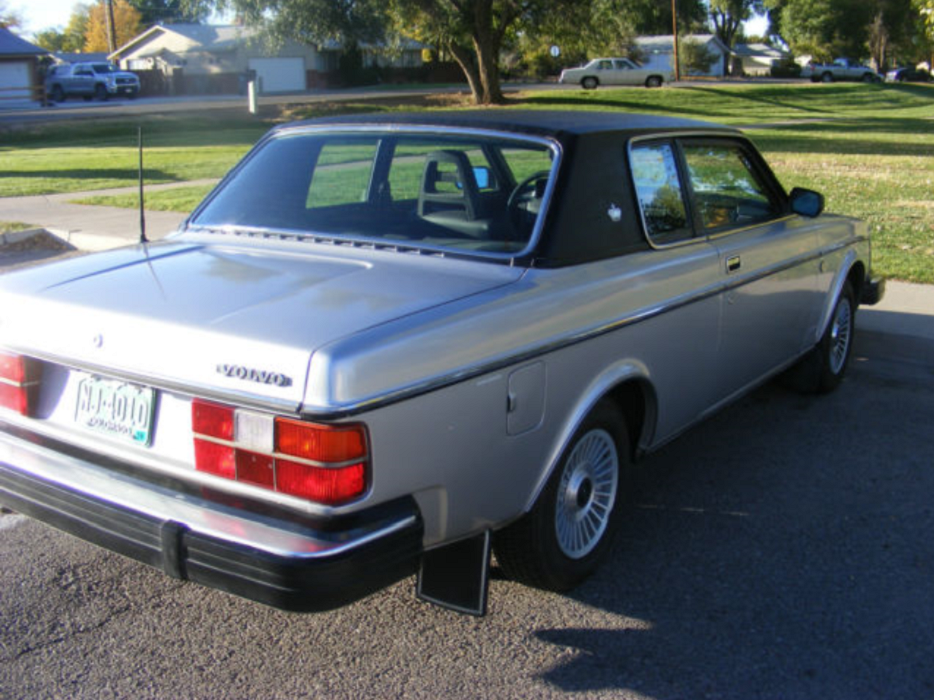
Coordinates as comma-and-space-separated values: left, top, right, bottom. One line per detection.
191, 129, 557, 258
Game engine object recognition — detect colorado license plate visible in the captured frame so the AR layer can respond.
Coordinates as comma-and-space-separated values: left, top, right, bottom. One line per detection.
75, 375, 155, 446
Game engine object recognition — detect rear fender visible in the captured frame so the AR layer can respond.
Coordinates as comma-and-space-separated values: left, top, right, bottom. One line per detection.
524, 359, 654, 513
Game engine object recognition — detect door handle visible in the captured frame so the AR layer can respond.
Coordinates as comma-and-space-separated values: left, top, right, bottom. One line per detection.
726, 256, 741, 273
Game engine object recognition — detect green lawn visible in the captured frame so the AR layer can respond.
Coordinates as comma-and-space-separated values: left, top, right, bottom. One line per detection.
3, 83, 933, 282
0, 114, 272, 197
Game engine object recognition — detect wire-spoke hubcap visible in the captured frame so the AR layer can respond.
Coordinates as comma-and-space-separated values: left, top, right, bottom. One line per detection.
829, 296, 852, 375
555, 428, 619, 559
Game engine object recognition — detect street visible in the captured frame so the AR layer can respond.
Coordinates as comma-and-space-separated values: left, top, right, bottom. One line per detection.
1, 319, 933, 699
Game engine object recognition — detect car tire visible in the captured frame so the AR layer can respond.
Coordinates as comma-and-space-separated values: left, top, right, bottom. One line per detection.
820, 72, 834, 83
645, 75, 663, 88
861, 73, 875, 83
581, 76, 598, 90
95, 84, 109, 101
494, 401, 631, 591
50, 85, 65, 102
783, 281, 856, 394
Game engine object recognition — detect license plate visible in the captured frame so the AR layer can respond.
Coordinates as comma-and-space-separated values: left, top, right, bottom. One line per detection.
75, 375, 155, 446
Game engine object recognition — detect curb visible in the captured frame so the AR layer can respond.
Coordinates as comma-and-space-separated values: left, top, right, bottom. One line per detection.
0, 227, 50, 247
46, 228, 134, 252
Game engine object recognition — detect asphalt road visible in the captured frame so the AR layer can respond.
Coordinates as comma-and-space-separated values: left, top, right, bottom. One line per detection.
1, 316, 933, 699
0, 83, 564, 126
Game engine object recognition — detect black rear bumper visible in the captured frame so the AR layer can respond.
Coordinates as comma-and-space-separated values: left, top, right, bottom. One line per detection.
0, 428, 422, 613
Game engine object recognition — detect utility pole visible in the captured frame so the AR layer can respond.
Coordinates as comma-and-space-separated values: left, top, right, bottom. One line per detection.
671, 0, 681, 81
104, 0, 117, 53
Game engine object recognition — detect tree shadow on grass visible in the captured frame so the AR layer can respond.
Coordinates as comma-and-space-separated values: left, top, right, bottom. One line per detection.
749, 118, 934, 158
1, 169, 179, 184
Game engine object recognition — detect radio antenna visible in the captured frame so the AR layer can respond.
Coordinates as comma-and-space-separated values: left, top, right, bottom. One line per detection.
138, 125, 148, 244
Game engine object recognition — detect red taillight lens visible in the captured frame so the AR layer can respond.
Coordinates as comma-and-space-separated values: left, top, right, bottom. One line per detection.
275, 418, 367, 463
0, 383, 28, 414
193, 439, 235, 479
236, 450, 274, 488
190, 399, 369, 506
192, 399, 234, 440
0, 351, 39, 416
0, 352, 26, 384
276, 459, 366, 504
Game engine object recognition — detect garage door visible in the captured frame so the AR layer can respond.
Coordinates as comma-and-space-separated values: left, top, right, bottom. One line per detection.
248, 57, 306, 93
0, 61, 32, 104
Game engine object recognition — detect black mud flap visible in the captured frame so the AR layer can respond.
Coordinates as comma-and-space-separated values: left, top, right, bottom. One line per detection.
416, 530, 491, 616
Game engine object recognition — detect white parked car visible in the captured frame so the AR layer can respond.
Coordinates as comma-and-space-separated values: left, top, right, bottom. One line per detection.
559, 57, 671, 89
0, 111, 883, 616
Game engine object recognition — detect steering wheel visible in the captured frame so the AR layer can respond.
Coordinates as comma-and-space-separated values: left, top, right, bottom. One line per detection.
507, 170, 551, 230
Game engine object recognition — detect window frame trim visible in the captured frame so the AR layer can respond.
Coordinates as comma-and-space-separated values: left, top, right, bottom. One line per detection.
628, 131, 792, 251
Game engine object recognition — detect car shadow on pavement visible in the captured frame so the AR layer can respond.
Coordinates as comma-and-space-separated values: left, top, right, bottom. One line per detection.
530, 371, 934, 697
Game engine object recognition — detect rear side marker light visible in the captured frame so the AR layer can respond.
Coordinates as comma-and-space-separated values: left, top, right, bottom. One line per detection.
0, 351, 41, 416
191, 398, 369, 506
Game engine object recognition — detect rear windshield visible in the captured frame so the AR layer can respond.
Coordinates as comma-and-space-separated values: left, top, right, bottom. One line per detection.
190, 129, 558, 257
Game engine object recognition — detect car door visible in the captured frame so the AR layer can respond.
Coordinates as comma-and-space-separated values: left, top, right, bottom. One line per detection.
71, 65, 94, 95
613, 59, 641, 85
679, 137, 821, 397
628, 139, 724, 433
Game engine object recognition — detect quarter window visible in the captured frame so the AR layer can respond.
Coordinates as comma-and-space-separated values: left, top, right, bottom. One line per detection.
630, 142, 691, 245
681, 143, 780, 230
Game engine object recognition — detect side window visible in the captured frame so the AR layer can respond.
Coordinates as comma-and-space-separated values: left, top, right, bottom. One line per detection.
388, 142, 495, 201
307, 141, 378, 208
681, 142, 781, 230
597, 60, 612, 70
630, 142, 691, 245
501, 146, 552, 187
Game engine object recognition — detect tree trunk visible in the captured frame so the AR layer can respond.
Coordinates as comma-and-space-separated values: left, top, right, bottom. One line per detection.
448, 41, 484, 104
470, 0, 504, 104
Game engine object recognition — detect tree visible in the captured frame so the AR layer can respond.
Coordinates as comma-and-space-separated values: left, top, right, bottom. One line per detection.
85, 0, 142, 52
126, 0, 213, 27
710, 0, 765, 49
33, 4, 93, 53
217, 0, 386, 47
772, 0, 920, 65
387, 1, 513, 105
0, 0, 22, 28
679, 37, 719, 74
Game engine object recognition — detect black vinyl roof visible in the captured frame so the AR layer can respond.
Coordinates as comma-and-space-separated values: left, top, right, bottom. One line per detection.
271, 109, 750, 267
286, 109, 738, 142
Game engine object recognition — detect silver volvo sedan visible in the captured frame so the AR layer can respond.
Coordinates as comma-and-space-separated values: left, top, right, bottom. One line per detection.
0, 111, 884, 616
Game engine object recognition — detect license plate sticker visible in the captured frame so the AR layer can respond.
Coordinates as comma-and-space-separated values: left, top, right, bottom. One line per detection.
74, 375, 155, 446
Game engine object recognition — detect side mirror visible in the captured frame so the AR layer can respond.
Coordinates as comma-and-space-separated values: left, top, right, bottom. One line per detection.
789, 187, 824, 218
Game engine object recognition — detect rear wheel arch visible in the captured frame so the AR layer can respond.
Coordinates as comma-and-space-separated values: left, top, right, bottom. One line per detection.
604, 378, 656, 460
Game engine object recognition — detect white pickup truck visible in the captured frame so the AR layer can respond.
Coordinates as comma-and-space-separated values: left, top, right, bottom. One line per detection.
801, 58, 880, 83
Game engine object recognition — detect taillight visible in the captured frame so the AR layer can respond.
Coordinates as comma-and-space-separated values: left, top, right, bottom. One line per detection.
0, 351, 40, 416
191, 398, 369, 506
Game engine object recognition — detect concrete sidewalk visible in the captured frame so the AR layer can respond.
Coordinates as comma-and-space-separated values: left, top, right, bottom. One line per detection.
0, 180, 216, 251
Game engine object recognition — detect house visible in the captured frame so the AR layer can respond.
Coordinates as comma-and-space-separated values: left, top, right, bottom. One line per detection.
52, 52, 112, 65
110, 24, 426, 96
634, 34, 730, 77
732, 43, 791, 76
0, 27, 49, 109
